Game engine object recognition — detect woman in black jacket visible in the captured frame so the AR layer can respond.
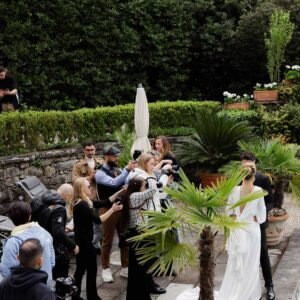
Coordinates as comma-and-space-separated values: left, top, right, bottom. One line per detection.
71, 177, 122, 300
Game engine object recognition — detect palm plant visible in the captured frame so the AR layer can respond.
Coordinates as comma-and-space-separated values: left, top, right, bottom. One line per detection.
111, 123, 135, 167
238, 139, 300, 213
174, 112, 253, 172
128, 169, 266, 300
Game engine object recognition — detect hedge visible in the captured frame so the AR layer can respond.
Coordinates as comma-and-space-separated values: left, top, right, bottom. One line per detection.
0, 100, 221, 155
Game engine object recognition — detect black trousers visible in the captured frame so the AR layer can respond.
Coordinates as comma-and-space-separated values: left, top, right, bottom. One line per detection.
73, 242, 99, 300
52, 252, 70, 279
260, 225, 273, 288
126, 228, 154, 300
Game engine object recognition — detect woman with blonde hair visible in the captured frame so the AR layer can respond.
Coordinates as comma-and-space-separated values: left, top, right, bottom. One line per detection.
71, 177, 122, 300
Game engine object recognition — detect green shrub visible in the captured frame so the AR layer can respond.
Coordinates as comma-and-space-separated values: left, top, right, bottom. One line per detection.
0, 100, 221, 155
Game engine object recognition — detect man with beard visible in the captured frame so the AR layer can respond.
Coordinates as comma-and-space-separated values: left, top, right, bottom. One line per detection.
95, 146, 136, 283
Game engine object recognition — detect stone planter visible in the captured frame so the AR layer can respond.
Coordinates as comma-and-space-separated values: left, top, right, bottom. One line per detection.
224, 102, 250, 110
254, 90, 278, 102
266, 213, 289, 246
199, 172, 225, 188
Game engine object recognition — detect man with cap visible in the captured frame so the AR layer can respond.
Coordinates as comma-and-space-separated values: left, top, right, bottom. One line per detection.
95, 145, 136, 283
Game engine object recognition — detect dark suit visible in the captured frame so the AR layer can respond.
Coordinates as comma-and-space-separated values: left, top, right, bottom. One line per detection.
254, 172, 274, 288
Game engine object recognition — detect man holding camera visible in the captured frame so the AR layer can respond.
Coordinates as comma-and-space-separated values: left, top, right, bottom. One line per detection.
72, 141, 104, 253
95, 146, 136, 283
0, 238, 56, 300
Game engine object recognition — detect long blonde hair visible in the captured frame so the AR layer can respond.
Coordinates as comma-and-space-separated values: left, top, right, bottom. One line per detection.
70, 177, 93, 217
137, 153, 155, 175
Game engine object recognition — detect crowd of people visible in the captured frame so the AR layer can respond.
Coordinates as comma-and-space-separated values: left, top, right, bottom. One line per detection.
0, 136, 276, 300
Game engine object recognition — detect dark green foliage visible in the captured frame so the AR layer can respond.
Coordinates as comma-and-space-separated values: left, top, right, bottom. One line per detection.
175, 112, 253, 172
0, 100, 220, 155
1, 1, 300, 109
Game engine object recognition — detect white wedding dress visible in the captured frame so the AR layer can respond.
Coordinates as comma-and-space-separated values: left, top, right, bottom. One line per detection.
176, 186, 266, 300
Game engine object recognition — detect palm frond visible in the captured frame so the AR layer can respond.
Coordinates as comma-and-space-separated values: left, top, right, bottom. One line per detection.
133, 233, 198, 276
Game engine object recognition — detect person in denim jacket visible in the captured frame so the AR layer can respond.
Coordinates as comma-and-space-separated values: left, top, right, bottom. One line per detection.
0, 201, 55, 283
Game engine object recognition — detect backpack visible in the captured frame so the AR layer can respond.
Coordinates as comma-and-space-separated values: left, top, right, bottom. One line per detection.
31, 193, 60, 234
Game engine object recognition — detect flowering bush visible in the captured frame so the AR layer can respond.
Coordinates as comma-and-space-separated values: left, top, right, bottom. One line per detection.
284, 65, 300, 83
223, 91, 252, 104
254, 82, 278, 90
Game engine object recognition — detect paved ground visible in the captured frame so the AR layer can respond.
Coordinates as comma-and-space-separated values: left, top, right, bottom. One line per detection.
68, 194, 300, 300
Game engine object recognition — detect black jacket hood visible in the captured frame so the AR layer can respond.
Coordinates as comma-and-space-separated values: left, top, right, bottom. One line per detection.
8, 267, 48, 289
41, 190, 66, 206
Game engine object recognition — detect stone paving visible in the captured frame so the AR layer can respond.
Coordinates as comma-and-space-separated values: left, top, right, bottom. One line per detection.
69, 194, 300, 300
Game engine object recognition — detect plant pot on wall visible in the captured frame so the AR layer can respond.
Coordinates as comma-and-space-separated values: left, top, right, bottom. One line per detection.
253, 90, 278, 102
224, 102, 250, 110
199, 172, 225, 188
266, 213, 289, 246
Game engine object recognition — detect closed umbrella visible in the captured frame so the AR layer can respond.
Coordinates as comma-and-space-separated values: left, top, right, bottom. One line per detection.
131, 83, 151, 156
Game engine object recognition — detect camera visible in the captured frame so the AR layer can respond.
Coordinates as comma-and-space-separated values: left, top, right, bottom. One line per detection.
163, 165, 180, 181
115, 196, 123, 205
133, 150, 142, 161
94, 162, 103, 170
55, 276, 78, 299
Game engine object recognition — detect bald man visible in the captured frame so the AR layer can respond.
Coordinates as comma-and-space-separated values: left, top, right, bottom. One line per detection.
31, 183, 79, 279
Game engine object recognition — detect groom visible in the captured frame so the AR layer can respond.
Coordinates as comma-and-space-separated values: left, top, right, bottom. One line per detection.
241, 151, 275, 300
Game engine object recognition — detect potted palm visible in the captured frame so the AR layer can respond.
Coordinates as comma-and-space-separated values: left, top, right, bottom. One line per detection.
238, 138, 300, 245
223, 91, 251, 110
128, 169, 266, 300
175, 112, 253, 187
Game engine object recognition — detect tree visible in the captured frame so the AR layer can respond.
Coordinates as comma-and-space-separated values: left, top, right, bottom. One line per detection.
265, 10, 294, 82
129, 169, 266, 299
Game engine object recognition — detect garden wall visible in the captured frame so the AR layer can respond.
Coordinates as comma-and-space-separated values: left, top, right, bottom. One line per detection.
0, 137, 184, 215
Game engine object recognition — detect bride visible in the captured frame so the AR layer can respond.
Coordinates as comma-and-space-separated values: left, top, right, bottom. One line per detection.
177, 162, 266, 300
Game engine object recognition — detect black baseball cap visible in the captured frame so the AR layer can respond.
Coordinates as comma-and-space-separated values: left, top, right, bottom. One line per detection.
103, 146, 120, 156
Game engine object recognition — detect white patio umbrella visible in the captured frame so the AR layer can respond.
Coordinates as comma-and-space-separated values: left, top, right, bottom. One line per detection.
131, 83, 151, 156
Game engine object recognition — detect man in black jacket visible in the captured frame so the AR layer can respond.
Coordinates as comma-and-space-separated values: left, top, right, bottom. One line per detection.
0, 238, 56, 300
241, 151, 275, 300
31, 183, 79, 279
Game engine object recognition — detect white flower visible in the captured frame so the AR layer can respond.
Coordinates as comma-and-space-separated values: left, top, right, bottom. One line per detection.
292, 65, 300, 70
237, 95, 241, 99
223, 91, 229, 97
232, 93, 237, 97
256, 83, 261, 87
243, 94, 248, 98
227, 93, 234, 98
251, 94, 253, 98
286, 65, 291, 69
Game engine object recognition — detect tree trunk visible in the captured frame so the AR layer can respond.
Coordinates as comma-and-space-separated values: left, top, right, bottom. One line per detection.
198, 226, 215, 300
273, 179, 284, 209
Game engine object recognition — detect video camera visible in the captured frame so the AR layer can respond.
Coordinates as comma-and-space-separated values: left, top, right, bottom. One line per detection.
55, 276, 78, 299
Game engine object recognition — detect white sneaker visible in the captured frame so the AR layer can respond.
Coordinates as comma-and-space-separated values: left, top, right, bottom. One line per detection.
120, 267, 128, 278
102, 268, 114, 283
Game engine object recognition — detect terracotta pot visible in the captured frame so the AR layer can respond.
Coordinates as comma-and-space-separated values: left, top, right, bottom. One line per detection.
253, 90, 278, 102
224, 102, 250, 110
199, 172, 225, 188
266, 213, 289, 246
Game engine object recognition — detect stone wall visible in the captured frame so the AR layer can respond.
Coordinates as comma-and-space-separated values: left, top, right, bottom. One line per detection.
0, 143, 105, 215
0, 137, 186, 215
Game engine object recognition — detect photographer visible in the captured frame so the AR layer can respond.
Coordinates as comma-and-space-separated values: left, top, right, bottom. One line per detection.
0, 238, 56, 300
72, 141, 104, 254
